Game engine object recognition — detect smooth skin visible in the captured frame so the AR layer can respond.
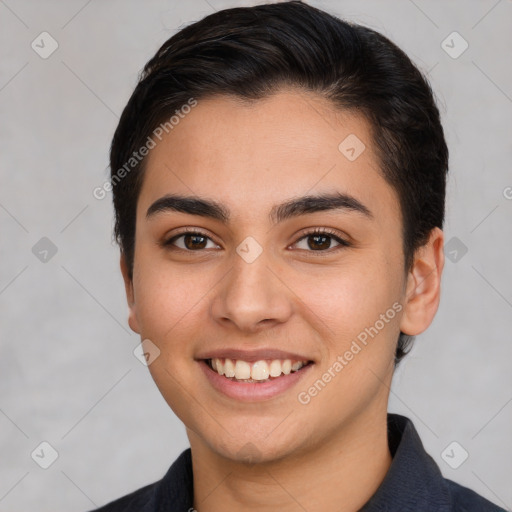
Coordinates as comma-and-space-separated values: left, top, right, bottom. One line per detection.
120, 89, 445, 512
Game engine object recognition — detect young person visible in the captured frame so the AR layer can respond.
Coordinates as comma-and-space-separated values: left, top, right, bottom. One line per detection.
92, 2, 505, 510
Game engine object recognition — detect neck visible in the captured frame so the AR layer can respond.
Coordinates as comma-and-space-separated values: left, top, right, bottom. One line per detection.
189, 406, 392, 512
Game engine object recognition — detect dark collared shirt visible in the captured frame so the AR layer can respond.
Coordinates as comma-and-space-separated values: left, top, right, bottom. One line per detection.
92, 413, 506, 511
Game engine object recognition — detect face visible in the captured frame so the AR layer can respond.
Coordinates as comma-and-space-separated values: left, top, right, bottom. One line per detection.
121, 89, 441, 463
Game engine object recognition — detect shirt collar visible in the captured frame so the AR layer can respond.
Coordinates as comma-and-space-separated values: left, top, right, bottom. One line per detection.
360, 413, 451, 511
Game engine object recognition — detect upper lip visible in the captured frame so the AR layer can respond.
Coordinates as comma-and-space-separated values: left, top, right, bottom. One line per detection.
195, 348, 314, 363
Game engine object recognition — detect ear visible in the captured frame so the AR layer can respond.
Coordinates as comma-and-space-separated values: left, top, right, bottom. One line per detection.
120, 253, 140, 334
400, 227, 445, 336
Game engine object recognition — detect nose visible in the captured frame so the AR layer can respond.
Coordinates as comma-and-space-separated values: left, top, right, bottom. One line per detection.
209, 248, 293, 334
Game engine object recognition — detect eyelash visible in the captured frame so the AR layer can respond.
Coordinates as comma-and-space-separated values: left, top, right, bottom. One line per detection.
162, 227, 351, 255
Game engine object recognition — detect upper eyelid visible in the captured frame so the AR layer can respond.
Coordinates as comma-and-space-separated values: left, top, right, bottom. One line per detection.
166, 227, 219, 244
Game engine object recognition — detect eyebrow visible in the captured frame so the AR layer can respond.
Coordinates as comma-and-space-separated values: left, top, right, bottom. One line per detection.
146, 191, 373, 224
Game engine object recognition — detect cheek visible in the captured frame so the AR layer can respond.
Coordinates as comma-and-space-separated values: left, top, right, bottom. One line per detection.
292, 255, 403, 344
131, 257, 210, 422
132, 255, 210, 347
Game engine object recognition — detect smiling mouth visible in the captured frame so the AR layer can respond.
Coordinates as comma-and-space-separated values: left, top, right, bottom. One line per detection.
204, 357, 314, 383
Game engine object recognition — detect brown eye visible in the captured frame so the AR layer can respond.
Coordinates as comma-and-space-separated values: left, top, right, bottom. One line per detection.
165, 231, 219, 251
293, 229, 350, 252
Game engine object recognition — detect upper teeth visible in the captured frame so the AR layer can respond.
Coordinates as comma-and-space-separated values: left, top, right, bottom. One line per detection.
210, 358, 308, 381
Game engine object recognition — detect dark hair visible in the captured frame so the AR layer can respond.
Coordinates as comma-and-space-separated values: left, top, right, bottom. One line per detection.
110, 0, 448, 366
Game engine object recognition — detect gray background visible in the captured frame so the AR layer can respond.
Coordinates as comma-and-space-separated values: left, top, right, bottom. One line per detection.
1, 0, 511, 510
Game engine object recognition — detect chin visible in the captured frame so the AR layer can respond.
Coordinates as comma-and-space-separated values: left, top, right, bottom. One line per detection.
212, 439, 289, 465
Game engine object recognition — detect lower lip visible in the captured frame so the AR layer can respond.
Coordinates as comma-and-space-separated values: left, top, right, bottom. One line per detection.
198, 360, 314, 402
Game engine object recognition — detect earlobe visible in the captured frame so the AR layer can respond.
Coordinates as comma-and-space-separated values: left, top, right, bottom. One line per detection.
120, 253, 140, 334
399, 228, 445, 336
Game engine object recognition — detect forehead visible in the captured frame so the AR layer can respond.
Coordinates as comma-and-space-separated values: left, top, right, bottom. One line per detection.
139, 89, 400, 224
